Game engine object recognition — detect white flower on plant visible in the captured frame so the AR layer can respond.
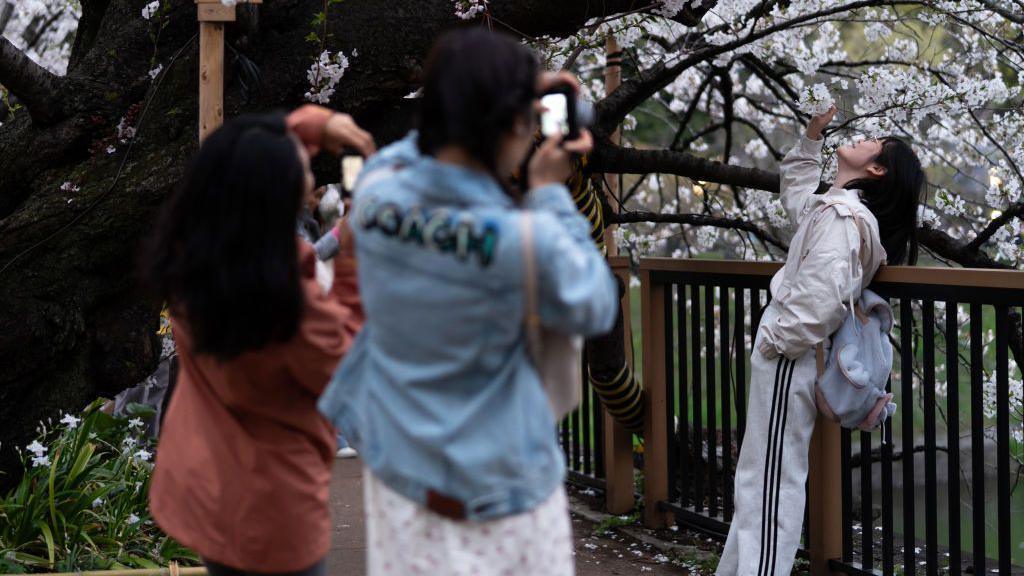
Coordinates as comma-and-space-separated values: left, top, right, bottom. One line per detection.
106, 145, 116, 154
744, 139, 769, 160
796, 83, 833, 115
128, 418, 144, 429
919, 205, 941, 228
116, 117, 136, 143
92, 498, 104, 508
148, 64, 163, 80
26, 440, 47, 457
134, 449, 152, 462
141, 1, 160, 20
127, 513, 141, 525
123, 437, 138, 451
304, 50, 350, 105
935, 190, 965, 218
31, 455, 51, 468
696, 226, 719, 250
453, 0, 488, 20
766, 199, 788, 228
60, 413, 80, 429
654, 0, 686, 17
864, 22, 892, 43
60, 181, 80, 193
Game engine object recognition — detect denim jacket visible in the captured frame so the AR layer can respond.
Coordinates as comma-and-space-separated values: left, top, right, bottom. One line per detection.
317, 133, 618, 520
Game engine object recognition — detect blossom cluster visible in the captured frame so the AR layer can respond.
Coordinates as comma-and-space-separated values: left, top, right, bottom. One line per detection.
453, 0, 488, 21
304, 50, 350, 104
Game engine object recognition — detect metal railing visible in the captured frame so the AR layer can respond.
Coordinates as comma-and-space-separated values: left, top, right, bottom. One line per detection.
565, 257, 1024, 575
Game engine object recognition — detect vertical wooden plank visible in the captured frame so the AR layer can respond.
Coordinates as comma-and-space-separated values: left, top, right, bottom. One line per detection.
605, 257, 635, 515
198, 21, 224, 141
642, 269, 670, 528
665, 286, 678, 503
807, 417, 844, 576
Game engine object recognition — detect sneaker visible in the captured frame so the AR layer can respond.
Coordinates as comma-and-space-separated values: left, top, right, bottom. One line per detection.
336, 446, 358, 459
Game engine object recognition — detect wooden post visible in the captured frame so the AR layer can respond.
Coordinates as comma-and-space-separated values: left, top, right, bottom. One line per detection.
599, 33, 636, 518
640, 269, 671, 528
195, 0, 261, 141
605, 256, 636, 515
197, 20, 224, 142
807, 416, 843, 575
602, 34, 623, 254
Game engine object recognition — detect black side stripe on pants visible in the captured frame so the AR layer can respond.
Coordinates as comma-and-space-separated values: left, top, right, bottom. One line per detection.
757, 358, 789, 576
767, 358, 797, 575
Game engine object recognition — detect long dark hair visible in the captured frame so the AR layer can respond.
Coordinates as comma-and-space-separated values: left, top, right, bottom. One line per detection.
417, 29, 538, 174
844, 137, 924, 265
144, 114, 306, 359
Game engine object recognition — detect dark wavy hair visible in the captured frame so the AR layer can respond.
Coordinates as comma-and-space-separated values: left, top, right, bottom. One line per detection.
844, 137, 924, 265
144, 113, 306, 359
417, 28, 538, 174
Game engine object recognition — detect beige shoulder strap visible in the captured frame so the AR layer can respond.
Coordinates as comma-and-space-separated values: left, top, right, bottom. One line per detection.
520, 213, 542, 363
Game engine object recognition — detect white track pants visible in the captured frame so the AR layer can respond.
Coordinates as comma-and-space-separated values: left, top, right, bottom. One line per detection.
717, 305, 820, 576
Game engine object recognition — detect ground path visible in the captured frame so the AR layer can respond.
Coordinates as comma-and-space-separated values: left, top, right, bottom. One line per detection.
326, 458, 691, 575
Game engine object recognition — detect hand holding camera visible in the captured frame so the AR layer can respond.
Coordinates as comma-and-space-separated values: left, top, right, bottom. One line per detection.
529, 72, 594, 189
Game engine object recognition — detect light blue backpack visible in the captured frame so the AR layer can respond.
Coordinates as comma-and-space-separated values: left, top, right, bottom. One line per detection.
815, 287, 897, 431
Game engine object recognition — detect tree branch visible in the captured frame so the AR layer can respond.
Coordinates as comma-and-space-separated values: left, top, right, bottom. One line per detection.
594, 0, 925, 134
590, 142, 781, 192
0, 36, 63, 124
606, 209, 789, 251
965, 202, 1024, 252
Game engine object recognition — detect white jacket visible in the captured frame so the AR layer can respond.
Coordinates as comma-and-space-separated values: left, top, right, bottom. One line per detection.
758, 136, 887, 360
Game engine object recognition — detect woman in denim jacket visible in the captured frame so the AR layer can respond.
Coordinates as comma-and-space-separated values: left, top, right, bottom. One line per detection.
318, 30, 617, 575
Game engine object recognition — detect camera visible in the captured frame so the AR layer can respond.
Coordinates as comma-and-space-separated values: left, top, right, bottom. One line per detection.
539, 85, 594, 141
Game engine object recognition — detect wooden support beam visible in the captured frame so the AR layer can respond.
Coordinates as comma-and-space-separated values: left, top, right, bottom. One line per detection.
599, 35, 636, 517
807, 416, 843, 575
195, 0, 261, 141
605, 256, 636, 515
640, 270, 671, 528
198, 20, 224, 141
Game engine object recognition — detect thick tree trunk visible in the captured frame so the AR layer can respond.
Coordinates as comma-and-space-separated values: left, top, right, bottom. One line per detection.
0, 0, 652, 479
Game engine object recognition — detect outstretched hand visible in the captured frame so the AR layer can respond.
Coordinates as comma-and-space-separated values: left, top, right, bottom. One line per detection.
805, 105, 836, 141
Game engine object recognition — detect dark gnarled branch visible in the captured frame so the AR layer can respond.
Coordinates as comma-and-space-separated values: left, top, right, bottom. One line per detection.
0, 36, 63, 124
590, 142, 781, 191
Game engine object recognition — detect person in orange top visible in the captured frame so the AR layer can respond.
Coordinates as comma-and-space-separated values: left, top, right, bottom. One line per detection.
144, 105, 375, 576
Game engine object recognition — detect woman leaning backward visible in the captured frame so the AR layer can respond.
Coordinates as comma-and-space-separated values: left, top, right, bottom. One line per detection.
716, 106, 924, 575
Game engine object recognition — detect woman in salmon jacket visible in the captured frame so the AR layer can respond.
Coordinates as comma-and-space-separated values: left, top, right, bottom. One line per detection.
145, 105, 374, 576
716, 106, 924, 576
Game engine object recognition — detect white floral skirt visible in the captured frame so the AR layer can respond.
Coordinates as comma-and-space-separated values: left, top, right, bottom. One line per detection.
363, 469, 575, 576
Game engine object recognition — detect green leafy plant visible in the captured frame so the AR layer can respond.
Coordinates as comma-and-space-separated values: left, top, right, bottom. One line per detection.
0, 400, 198, 573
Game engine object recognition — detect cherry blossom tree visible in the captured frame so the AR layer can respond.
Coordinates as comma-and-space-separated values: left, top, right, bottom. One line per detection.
1, 0, 1022, 479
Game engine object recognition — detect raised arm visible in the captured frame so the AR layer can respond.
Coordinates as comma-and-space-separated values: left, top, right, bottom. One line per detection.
779, 105, 835, 226
286, 104, 376, 157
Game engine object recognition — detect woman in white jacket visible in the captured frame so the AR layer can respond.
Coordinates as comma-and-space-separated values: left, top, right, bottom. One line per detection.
716, 106, 924, 576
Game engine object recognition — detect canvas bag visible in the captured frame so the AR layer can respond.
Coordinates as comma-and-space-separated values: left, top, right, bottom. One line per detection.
520, 212, 583, 420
